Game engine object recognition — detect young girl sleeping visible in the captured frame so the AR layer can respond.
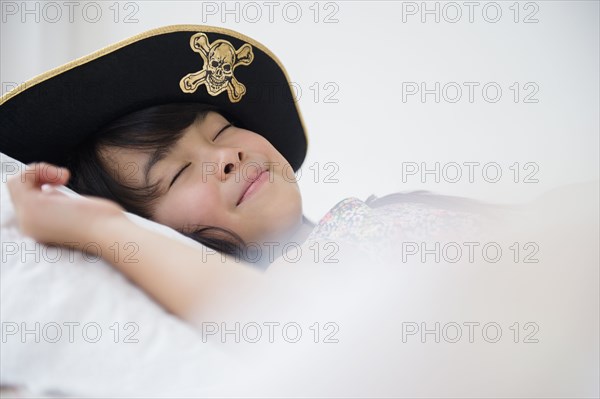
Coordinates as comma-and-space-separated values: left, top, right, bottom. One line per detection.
5, 108, 308, 320
66, 102, 314, 259
2, 25, 502, 324
5, 103, 502, 321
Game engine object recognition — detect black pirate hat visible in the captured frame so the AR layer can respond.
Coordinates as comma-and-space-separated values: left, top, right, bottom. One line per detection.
0, 25, 308, 171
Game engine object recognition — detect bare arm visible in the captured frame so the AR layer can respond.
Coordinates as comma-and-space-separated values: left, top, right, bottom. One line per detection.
6, 163, 264, 323
88, 215, 263, 320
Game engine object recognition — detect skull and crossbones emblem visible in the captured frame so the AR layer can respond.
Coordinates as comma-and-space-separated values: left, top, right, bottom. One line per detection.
180, 33, 254, 103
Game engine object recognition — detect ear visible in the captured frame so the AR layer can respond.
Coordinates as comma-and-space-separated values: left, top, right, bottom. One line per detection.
235, 44, 254, 66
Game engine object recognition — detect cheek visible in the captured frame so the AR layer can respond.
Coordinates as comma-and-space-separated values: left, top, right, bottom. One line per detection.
271, 175, 302, 219
152, 185, 223, 231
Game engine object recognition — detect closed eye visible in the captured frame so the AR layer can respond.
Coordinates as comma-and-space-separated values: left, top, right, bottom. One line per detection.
213, 123, 232, 141
169, 162, 192, 188
168, 124, 232, 189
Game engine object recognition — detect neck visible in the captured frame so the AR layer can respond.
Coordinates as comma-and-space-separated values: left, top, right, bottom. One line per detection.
287, 215, 315, 246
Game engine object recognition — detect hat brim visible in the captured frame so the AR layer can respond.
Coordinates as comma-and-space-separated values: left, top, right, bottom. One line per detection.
0, 25, 308, 171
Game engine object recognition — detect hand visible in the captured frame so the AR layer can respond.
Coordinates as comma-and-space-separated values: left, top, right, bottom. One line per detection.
6, 162, 126, 246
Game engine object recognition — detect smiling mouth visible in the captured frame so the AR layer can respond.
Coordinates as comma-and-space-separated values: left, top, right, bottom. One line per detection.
237, 170, 270, 206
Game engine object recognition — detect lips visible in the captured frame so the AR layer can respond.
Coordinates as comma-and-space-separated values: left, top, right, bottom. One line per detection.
237, 167, 269, 206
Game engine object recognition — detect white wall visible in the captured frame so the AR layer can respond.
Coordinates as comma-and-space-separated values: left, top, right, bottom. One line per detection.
2, 1, 598, 221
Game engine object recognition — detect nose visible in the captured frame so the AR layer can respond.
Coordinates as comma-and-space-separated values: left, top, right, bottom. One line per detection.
215, 147, 243, 181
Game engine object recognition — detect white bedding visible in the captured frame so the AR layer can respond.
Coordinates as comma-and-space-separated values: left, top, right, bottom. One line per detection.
1, 152, 598, 398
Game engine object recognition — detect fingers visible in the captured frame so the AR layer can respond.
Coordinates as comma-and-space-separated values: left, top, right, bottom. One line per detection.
27, 163, 69, 186
33, 163, 69, 186
7, 163, 70, 202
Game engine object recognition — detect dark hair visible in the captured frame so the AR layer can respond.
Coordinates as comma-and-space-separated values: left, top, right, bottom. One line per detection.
66, 103, 246, 258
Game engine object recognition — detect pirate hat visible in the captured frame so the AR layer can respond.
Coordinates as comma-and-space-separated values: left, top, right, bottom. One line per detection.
0, 25, 308, 171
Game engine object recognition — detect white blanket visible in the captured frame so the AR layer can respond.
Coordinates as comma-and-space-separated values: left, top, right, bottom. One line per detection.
1, 153, 598, 397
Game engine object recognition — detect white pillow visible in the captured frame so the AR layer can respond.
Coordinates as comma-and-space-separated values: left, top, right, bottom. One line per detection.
0, 153, 245, 397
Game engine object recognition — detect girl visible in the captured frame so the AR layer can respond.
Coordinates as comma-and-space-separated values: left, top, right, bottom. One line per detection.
2, 25, 501, 324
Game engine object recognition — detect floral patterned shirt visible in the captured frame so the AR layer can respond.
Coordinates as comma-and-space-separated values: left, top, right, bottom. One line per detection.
306, 195, 486, 261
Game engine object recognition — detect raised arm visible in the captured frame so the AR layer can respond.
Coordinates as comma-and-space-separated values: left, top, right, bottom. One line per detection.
87, 214, 263, 320
6, 163, 264, 323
